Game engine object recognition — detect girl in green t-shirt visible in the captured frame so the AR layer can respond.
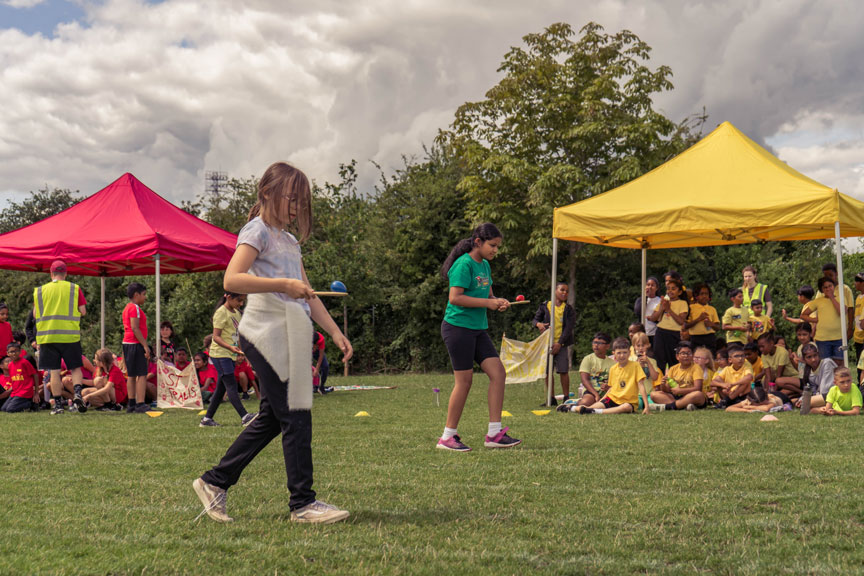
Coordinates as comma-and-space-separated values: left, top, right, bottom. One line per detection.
437, 223, 521, 452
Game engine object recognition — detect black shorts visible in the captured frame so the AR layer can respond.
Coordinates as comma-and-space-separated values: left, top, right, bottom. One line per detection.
38, 341, 83, 371
441, 321, 499, 371
123, 343, 148, 377
600, 396, 622, 409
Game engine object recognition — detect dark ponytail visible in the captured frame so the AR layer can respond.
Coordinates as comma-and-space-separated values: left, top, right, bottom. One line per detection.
215, 291, 244, 313
440, 223, 502, 278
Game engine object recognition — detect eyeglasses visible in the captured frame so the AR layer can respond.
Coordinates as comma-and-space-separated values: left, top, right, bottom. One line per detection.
591, 340, 607, 345
677, 351, 693, 356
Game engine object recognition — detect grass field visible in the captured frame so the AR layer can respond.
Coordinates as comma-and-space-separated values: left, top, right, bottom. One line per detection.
2, 373, 864, 575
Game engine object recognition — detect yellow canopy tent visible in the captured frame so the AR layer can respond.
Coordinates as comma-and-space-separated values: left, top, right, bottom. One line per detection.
543, 122, 863, 403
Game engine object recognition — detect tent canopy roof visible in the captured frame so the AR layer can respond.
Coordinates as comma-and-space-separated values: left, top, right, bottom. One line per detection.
553, 121, 864, 249
0, 173, 237, 276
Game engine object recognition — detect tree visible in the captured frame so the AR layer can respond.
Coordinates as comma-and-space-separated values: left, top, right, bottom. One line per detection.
447, 22, 705, 295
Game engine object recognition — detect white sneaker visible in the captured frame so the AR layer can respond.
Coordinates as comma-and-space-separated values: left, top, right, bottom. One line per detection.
241, 412, 259, 428
192, 478, 233, 523
290, 500, 350, 524
686, 403, 696, 411
649, 403, 666, 412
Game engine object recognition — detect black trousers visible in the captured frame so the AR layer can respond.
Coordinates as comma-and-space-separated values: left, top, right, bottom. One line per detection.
201, 335, 315, 510
654, 327, 681, 373
690, 333, 717, 354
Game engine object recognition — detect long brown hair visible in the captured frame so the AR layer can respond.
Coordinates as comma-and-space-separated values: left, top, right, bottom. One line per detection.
247, 162, 313, 242
96, 348, 115, 374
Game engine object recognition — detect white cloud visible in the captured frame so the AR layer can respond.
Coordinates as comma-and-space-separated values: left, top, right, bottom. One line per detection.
1, 0, 46, 8
0, 0, 863, 209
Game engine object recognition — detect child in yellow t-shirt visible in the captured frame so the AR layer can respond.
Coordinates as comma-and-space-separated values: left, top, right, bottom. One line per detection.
722, 289, 750, 345
748, 299, 774, 341
710, 344, 754, 407
572, 337, 649, 415
693, 346, 716, 402
685, 283, 721, 352
649, 340, 706, 411
576, 332, 615, 407
744, 343, 764, 385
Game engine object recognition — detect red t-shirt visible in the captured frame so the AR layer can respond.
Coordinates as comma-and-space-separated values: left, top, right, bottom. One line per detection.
8, 358, 37, 399
103, 364, 127, 404
315, 332, 325, 351
0, 321, 12, 354
122, 302, 148, 343
234, 360, 255, 383
0, 374, 11, 392
197, 364, 219, 393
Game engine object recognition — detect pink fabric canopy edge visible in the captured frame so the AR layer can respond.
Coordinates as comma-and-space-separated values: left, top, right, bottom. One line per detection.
0, 173, 237, 276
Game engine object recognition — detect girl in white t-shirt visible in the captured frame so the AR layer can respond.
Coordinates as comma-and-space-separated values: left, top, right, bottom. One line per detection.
194, 162, 352, 526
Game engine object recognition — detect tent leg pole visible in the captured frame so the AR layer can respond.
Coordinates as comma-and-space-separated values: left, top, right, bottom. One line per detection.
155, 255, 161, 360
343, 301, 348, 378
100, 276, 105, 349
834, 222, 849, 367
641, 247, 647, 327
547, 238, 558, 407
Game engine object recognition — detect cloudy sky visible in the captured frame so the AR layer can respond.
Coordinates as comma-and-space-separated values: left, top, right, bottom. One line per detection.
1, 0, 863, 207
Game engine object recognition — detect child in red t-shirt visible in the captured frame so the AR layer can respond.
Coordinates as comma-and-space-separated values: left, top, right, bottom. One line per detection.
84, 349, 126, 410
0, 356, 12, 409
0, 303, 13, 356
234, 352, 258, 399
3, 342, 38, 412
194, 352, 219, 404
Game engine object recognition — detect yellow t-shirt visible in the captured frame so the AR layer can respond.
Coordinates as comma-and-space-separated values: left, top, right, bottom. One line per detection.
815, 284, 854, 309
761, 346, 797, 379
687, 303, 719, 335
749, 357, 764, 377
547, 301, 565, 341
722, 306, 750, 344
209, 306, 241, 359
805, 297, 842, 341
700, 367, 715, 398
854, 294, 864, 344
657, 299, 688, 331
663, 363, 703, 391
749, 314, 772, 340
717, 364, 753, 397
605, 360, 645, 407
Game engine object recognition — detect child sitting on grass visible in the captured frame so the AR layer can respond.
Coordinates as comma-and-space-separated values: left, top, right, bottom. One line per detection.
83, 349, 126, 410
576, 332, 615, 407
812, 367, 861, 416
650, 340, 706, 411
629, 332, 659, 409
758, 332, 801, 399
2, 342, 39, 412
694, 346, 716, 403
794, 343, 836, 412
0, 356, 11, 409
195, 352, 218, 404
573, 337, 649, 415
789, 322, 813, 378
710, 344, 753, 407
744, 342, 764, 384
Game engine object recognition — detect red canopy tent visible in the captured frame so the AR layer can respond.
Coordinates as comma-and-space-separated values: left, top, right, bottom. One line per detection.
0, 173, 237, 349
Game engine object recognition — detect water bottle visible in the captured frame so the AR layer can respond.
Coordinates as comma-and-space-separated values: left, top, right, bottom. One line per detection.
800, 381, 812, 415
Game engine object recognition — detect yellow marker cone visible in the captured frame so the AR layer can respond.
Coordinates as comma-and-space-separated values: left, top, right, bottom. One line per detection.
532, 410, 550, 416
198, 410, 207, 416
354, 411, 370, 417
501, 410, 513, 417
146, 411, 164, 418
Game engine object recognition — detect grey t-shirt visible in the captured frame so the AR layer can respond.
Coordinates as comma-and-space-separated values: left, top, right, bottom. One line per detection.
806, 358, 837, 396
237, 217, 311, 316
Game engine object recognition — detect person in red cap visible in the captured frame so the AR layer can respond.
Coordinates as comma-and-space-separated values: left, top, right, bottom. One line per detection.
33, 260, 88, 414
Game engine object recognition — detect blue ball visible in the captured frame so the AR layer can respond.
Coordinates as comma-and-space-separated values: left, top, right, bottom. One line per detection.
330, 280, 347, 293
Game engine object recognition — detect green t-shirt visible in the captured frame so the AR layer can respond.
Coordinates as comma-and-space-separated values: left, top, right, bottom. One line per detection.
578, 353, 616, 391
443, 253, 492, 330
825, 385, 863, 412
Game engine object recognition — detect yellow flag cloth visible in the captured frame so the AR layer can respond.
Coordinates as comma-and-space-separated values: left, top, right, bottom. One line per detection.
500, 330, 552, 384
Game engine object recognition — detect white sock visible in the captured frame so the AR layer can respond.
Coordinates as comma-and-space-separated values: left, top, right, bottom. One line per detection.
487, 422, 502, 437
594, 408, 605, 414
442, 427, 457, 440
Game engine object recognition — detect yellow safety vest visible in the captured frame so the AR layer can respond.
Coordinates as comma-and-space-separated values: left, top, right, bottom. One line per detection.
742, 283, 767, 311
33, 280, 82, 344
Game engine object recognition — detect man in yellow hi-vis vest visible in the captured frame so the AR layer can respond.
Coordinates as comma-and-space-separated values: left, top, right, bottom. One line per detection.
33, 260, 87, 415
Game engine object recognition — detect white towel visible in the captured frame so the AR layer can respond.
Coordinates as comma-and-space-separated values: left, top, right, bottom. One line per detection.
238, 292, 313, 411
